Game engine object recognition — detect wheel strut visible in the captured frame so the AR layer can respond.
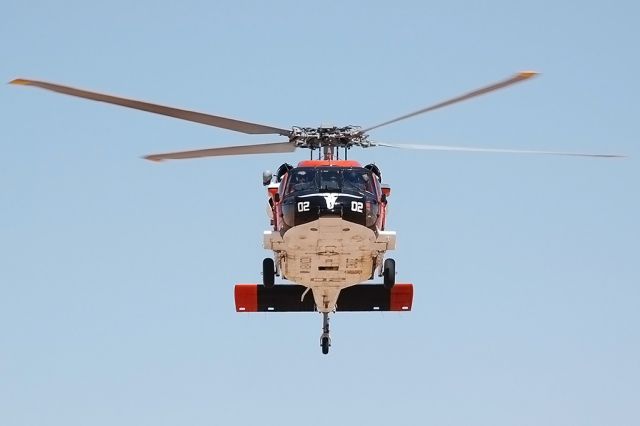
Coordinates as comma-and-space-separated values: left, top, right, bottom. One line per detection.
320, 312, 331, 355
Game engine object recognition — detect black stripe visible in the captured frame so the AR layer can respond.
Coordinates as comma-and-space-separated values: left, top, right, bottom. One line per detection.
336, 285, 391, 311
256, 285, 314, 312
255, 285, 394, 312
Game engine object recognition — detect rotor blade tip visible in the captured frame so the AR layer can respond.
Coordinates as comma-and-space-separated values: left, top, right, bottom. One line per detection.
143, 155, 163, 163
9, 78, 30, 85
518, 70, 539, 79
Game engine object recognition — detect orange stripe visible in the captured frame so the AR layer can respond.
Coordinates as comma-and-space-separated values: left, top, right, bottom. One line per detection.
234, 284, 258, 312
390, 284, 413, 311
297, 160, 362, 168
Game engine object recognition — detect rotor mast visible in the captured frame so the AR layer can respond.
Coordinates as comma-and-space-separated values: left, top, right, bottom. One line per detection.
322, 146, 334, 161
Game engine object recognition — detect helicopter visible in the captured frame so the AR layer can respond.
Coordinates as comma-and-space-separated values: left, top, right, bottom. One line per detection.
10, 71, 623, 354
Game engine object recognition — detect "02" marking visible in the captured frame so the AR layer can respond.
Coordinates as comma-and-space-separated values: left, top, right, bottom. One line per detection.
297, 201, 310, 212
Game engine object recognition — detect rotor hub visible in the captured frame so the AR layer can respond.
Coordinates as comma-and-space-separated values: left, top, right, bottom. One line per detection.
290, 126, 372, 150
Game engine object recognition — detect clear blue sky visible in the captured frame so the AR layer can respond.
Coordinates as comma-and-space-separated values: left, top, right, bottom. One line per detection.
2, 1, 638, 425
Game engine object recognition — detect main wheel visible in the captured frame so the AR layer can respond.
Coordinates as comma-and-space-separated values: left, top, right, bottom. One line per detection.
383, 258, 395, 289
262, 258, 275, 288
321, 337, 330, 354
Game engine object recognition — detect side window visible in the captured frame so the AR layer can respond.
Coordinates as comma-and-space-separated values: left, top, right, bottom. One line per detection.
372, 172, 381, 196
363, 172, 375, 194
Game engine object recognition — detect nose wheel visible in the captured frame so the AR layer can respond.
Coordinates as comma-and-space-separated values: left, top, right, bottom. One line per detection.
320, 312, 331, 355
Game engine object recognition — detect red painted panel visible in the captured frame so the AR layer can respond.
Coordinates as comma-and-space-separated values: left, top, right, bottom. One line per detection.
234, 284, 258, 312
297, 160, 362, 168
390, 284, 413, 311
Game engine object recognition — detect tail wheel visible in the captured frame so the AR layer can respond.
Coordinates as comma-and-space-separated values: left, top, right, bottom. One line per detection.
321, 336, 330, 354
383, 258, 395, 289
262, 258, 275, 288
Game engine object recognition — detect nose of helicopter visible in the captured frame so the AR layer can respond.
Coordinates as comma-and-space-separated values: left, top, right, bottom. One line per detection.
281, 193, 377, 229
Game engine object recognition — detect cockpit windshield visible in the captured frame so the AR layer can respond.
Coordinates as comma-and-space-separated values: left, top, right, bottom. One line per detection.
286, 169, 317, 194
318, 169, 341, 192
342, 169, 375, 193
285, 168, 376, 195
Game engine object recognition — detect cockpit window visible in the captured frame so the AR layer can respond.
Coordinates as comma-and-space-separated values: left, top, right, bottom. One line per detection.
343, 170, 375, 193
285, 169, 316, 194
284, 167, 376, 195
318, 169, 341, 192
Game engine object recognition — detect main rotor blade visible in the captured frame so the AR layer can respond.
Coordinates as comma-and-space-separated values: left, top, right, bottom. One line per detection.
10, 78, 291, 136
144, 141, 296, 162
361, 71, 539, 134
374, 142, 625, 158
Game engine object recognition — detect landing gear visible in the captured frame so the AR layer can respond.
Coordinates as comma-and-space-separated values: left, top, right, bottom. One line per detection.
383, 258, 396, 289
262, 258, 275, 288
320, 312, 331, 355
321, 336, 330, 354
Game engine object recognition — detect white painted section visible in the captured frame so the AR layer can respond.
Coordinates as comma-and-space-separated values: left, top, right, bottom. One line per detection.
376, 231, 396, 250
263, 218, 396, 312
263, 230, 284, 251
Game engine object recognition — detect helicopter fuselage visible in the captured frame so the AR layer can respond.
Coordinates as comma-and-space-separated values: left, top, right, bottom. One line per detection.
263, 160, 396, 312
